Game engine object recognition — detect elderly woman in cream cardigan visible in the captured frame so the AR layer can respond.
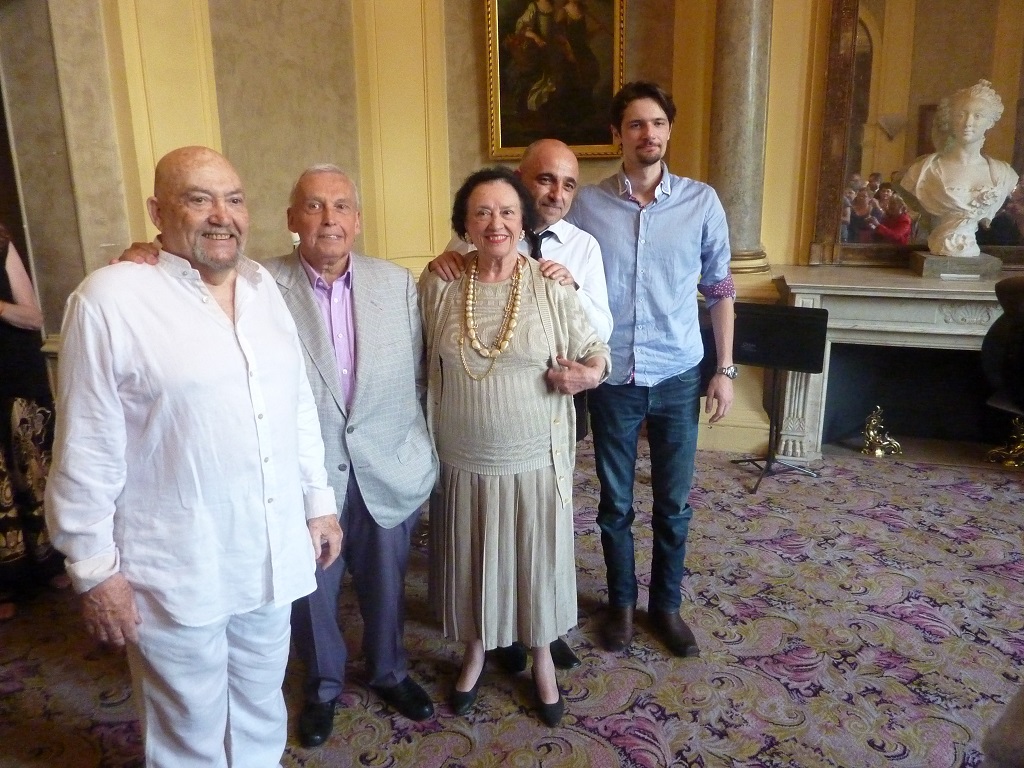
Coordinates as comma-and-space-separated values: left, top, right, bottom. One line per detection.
901, 80, 1018, 258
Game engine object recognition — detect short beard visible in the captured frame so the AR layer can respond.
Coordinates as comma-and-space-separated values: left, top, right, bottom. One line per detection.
192, 234, 244, 273
636, 146, 664, 167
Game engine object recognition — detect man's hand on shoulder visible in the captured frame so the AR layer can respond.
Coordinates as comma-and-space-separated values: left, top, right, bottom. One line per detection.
110, 241, 160, 266
427, 250, 469, 282
537, 258, 576, 288
81, 572, 141, 647
308, 514, 343, 569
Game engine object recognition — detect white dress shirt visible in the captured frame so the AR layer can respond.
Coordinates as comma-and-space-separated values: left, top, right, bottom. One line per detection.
46, 252, 336, 626
445, 217, 613, 342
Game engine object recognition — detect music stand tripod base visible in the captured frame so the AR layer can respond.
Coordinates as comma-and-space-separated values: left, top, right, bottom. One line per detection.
714, 302, 829, 494
731, 453, 818, 494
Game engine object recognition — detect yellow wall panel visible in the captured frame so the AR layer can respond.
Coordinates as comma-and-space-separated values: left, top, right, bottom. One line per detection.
355, 0, 451, 272
109, 0, 221, 239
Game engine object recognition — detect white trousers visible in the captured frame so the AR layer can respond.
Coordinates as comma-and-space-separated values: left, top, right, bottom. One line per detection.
126, 591, 291, 768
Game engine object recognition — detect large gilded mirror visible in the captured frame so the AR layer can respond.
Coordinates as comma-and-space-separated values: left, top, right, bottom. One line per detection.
811, 0, 1024, 269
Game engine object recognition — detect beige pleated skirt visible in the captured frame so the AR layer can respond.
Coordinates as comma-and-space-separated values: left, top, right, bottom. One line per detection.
430, 462, 577, 650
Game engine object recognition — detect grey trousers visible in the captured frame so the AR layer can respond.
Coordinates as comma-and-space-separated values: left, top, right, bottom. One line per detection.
291, 476, 420, 703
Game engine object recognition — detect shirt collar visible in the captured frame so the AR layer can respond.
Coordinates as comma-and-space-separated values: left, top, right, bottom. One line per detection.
536, 217, 573, 243
158, 249, 262, 285
616, 162, 672, 201
297, 248, 353, 290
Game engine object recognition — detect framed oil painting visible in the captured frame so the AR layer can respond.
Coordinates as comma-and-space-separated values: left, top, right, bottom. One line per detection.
486, 0, 625, 160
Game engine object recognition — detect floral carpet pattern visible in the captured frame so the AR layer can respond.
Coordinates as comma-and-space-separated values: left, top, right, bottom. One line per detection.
1, 438, 1022, 767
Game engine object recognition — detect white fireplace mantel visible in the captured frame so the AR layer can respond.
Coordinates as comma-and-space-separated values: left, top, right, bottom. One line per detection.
773, 266, 1003, 463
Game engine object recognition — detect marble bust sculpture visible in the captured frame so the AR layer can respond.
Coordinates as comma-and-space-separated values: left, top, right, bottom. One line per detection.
900, 80, 1019, 258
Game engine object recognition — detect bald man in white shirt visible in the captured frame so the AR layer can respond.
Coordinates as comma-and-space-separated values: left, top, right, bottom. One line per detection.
46, 146, 341, 767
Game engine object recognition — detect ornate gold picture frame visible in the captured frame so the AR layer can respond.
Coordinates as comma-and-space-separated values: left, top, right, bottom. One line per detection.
487, 0, 625, 160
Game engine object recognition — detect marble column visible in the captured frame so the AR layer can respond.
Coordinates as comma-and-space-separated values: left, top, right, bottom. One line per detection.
708, 0, 772, 274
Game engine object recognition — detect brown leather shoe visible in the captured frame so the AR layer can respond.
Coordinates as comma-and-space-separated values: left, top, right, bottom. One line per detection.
649, 609, 700, 657
601, 605, 635, 651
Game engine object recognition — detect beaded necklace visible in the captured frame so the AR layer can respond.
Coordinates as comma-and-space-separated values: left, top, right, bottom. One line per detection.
459, 255, 525, 381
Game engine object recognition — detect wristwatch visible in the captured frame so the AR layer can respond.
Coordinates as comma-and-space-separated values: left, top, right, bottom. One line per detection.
716, 365, 739, 380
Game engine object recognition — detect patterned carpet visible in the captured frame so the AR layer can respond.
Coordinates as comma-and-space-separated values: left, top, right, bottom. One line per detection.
1, 437, 1022, 767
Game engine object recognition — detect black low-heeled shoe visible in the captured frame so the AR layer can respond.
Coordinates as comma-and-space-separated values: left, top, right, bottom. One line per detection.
537, 691, 564, 727
449, 677, 481, 716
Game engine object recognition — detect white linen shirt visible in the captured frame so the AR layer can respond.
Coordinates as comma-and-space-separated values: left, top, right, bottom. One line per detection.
46, 252, 336, 627
445, 217, 613, 342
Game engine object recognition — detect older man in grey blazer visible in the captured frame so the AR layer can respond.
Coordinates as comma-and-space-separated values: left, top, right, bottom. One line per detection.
266, 165, 438, 748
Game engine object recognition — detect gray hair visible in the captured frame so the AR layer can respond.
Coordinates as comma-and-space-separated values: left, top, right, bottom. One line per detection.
289, 164, 360, 208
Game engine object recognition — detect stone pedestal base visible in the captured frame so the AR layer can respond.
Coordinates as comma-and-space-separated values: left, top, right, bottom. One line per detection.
910, 251, 1002, 279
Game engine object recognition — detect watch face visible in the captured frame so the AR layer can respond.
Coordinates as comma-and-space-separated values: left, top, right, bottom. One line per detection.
720, 366, 738, 379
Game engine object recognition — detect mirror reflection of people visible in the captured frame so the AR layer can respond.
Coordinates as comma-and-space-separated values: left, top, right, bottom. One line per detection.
900, 80, 1019, 258
874, 182, 894, 208
873, 195, 913, 245
840, 187, 854, 242
978, 180, 1024, 247
847, 188, 879, 243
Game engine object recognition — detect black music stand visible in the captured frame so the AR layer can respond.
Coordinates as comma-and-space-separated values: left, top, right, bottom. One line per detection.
715, 302, 829, 493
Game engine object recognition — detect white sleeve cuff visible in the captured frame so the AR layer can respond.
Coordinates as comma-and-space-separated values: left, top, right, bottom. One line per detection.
304, 486, 338, 521
66, 548, 120, 594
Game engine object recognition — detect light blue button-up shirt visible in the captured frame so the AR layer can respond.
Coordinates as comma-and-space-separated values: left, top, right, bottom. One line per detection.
566, 164, 732, 387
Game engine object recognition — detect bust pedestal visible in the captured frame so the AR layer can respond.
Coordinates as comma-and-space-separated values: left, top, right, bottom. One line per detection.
911, 251, 1003, 279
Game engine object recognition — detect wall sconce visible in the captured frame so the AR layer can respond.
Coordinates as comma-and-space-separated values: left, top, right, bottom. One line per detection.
877, 114, 907, 141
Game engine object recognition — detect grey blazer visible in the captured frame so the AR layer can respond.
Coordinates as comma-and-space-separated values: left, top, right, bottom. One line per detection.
265, 250, 437, 529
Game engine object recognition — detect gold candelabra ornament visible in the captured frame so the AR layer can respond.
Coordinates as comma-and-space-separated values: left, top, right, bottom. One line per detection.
986, 417, 1024, 468
861, 406, 903, 457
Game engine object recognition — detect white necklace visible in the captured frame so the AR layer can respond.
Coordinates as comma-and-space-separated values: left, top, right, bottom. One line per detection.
459, 256, 524, 381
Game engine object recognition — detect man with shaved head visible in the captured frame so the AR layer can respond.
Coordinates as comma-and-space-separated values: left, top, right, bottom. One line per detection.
46, 146, 342, 766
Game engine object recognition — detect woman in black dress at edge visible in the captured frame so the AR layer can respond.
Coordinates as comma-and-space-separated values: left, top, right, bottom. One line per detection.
0, 222, 67, 620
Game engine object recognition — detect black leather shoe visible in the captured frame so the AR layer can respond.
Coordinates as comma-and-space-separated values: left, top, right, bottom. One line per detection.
449, 677, 481, 716
649, 609, 700, 658
372, 676, 434, 721
549, 637, 581, 670
298, 699, 337, 749
537, 691, 565, 727
601, 605, 635, 652
491, 641, 529, 673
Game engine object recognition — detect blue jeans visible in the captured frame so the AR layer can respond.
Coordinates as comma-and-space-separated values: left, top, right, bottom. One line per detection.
589, 367, 700, 612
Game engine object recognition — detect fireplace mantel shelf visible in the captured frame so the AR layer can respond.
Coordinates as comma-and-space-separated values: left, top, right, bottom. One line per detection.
772, 266, 1002, 463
